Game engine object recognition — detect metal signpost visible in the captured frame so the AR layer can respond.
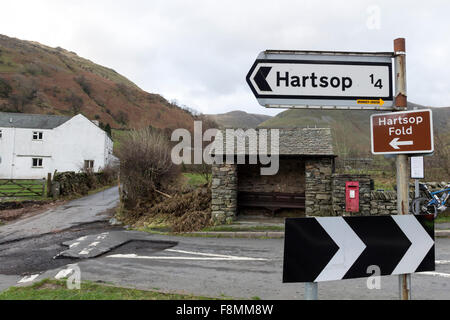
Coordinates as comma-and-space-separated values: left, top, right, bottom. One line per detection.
411, 156, 425, 205
247, 38, 435, 300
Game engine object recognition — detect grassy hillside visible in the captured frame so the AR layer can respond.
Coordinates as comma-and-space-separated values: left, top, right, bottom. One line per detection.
0, 34, 194, 130
207, 110, 271, 128
259, 103, 450, 158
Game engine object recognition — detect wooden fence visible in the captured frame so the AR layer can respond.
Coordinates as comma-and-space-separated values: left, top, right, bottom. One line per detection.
0, 179, 46, 198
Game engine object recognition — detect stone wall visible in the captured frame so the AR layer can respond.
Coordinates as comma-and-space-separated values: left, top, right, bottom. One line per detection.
305, 157, 334, 216
211, 163, 237, 224
370, 191, 398, 215
238, 159, 305, 194
211, 155, 448, 221
331, 173, 400, 216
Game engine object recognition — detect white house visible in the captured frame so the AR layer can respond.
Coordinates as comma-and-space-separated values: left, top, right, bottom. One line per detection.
0, 112, 116, 179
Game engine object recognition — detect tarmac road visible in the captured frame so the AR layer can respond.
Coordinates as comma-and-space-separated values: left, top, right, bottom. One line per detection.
1, 229, 449, 299
0, 186, 119, 244
0, 186, 449, 299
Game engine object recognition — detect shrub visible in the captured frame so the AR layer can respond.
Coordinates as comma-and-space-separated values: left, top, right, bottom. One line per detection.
114, 110, 129, 125
0, 78, 12, 98
74, 75, 92, 96
118, 128, 179, 209
8, 84, 37, 112
104, 123, 112, 137
65, 92, 83, 114
20, 63, 41, 76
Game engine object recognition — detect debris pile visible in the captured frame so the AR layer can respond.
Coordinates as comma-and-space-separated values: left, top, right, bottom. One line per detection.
125, 185, 212, 233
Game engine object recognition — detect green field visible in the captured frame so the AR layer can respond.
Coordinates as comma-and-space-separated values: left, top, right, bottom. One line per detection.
111, 128, 130, 152
0, 279, 216, 300
183, 173, 209, 186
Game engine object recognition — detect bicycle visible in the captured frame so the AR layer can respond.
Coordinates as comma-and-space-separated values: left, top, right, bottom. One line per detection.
411, 182, 450, 217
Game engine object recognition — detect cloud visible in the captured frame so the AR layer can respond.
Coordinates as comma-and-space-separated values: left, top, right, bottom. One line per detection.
0, 0, 449, 116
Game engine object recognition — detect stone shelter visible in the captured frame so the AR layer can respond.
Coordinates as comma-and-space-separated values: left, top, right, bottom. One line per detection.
210, 128, 337, 224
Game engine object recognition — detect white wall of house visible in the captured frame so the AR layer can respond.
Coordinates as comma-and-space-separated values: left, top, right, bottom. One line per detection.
0, 114, 114, 179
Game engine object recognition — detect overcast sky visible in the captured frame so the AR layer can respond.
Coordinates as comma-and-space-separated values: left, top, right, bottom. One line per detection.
1, 0, 449, 116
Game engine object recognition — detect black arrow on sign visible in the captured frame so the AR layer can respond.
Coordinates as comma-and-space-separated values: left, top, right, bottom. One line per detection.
342, 216, 412, 279
283, 218, 338, 283
254, 66, 272, 92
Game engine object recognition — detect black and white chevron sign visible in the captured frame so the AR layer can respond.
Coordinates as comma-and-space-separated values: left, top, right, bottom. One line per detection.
283, 215, 435, 283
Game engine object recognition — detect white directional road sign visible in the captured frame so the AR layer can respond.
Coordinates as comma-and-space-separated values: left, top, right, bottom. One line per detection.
246, 50, 394, 110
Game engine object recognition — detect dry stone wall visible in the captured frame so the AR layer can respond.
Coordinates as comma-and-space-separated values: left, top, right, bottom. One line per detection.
305, 158, 334, 216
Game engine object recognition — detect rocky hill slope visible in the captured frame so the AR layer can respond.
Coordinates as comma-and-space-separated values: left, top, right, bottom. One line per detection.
0, 34, 194, 130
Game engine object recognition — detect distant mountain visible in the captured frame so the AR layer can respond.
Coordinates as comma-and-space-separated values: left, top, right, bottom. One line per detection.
207, 110, 272, 128
259, 103, 450, 157
0, 34, 194, 130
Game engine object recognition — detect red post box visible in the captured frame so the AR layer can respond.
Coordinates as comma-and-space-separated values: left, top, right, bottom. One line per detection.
345, 181, 360, 213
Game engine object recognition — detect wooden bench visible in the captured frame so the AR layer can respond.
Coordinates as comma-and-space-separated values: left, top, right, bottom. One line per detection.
238, 191, 305, 216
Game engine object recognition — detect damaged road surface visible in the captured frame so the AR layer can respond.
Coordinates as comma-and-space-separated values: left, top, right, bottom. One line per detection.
0, 186, 120, 244
56, 231, 176, 259
0, 222, 123, 275
0, 186, 121, 290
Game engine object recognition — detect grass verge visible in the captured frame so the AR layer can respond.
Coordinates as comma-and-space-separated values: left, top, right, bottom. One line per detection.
0, 279, 217, 300
183, 173, 209, 186
435, 215, 450, 224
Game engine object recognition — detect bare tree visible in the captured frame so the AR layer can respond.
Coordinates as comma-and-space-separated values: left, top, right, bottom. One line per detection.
188, 114, 218, 185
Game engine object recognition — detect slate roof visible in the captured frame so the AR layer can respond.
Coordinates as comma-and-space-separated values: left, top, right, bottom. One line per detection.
211, 128, 335, 156
0, 112, 71, 129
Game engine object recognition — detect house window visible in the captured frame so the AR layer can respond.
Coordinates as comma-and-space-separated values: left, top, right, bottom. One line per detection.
32, 131, 43, 140
32, 158, 43, 168
84, 160, 94, 170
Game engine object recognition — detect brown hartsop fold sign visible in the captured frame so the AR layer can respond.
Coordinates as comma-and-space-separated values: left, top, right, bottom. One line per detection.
371, 109, 434, 155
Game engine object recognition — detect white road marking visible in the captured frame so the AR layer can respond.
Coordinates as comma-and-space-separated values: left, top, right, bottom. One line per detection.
107, 249, 268, 261
18, 274, 39, 283
79, 241, 101, 255
436, 260, 450, 265
166, 249, 264, 260
96, 233, 109, 240
419, 272, 450, 278
77, 236, 87, 241
106, 254, 267, 261
55, 268, 74, 279
69, 242, 80, 248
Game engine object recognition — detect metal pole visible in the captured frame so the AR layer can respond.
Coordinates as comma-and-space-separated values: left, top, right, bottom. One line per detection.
305, 282, 318, 300
415, 179, 420, 199
413, 107, 421, 201
394, 37, 411, 300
